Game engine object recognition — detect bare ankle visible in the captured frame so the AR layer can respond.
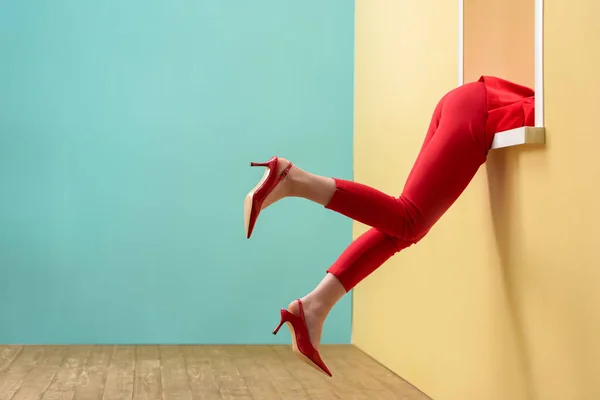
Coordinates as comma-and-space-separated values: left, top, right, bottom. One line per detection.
285, 166, 304, 198
299, 295, 332, 319
298, 274, 346, 317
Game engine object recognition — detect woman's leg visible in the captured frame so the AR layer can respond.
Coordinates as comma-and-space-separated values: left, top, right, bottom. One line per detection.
262, 89, 451, 239
324, 83, 489, 242
264, 97, 448, 349
288, 228, 408, 350
283, 82, 490, 349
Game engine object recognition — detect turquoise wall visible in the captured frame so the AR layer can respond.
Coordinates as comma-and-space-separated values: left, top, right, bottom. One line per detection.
0, 1, 354, 344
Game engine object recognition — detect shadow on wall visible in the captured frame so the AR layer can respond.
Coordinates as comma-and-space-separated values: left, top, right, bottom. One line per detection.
485, 143, 545, 400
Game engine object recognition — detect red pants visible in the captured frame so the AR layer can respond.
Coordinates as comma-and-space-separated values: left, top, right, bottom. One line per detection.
325, 79, 534, 291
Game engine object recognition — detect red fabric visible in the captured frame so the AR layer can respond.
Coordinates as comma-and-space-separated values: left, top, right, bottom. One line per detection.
479, 75, 535, 147
325, 77, 535, 291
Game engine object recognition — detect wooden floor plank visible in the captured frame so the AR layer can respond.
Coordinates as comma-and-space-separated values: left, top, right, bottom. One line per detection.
0, 345, 427, 400
271, 345, 342, 400
202, 346, 253, 400
101, 346, 134, 400
0, 347, 23, 374
11, 346, 68, 400
43, 346, 93, 400
309, 346, 372, 400
245, 346, 309, 400
321, 345, 405, 400
41, 391, 77, 400
73, 346, 113, 400
0, 346, 46, 400
179, 345, 222, 400
333, 345, 430, 399
158, 346, 192, 400
132, 346, 161, 400
220, 346, 280, 400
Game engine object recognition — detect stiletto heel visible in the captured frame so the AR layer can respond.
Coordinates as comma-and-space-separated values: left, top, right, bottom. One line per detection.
271, 300, 332, 377
244, 156, 293, 238
272, 309, 288, 335
272, 321, 285, 335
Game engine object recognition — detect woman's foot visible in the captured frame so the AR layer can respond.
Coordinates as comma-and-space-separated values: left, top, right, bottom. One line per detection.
286, 273, 347, 352
259, 157, 294, 209
244, 156, 338, 238
244, 156, 294, 238
287, 296, 328, 352
273, 298, 332, 377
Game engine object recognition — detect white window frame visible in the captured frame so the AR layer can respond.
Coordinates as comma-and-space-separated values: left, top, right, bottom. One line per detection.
458, 0, 545, 148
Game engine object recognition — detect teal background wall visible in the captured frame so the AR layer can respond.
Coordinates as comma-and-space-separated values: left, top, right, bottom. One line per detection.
0, 1, 354, 344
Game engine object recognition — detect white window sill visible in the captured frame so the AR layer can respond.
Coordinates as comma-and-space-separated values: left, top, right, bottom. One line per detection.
490, 126, 546, 149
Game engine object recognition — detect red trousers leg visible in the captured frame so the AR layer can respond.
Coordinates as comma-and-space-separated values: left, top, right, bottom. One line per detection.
326, 82, 490, 291
327, 228, 413, 292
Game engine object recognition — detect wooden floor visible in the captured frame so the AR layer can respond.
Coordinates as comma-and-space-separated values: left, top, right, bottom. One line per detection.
0, 345, 430, 400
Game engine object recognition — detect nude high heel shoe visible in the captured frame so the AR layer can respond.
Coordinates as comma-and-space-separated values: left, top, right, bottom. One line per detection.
244, 156, 292, 238
272, 299, 332, 377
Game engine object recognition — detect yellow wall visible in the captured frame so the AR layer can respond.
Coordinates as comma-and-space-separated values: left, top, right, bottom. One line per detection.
353, 1, 600, 400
